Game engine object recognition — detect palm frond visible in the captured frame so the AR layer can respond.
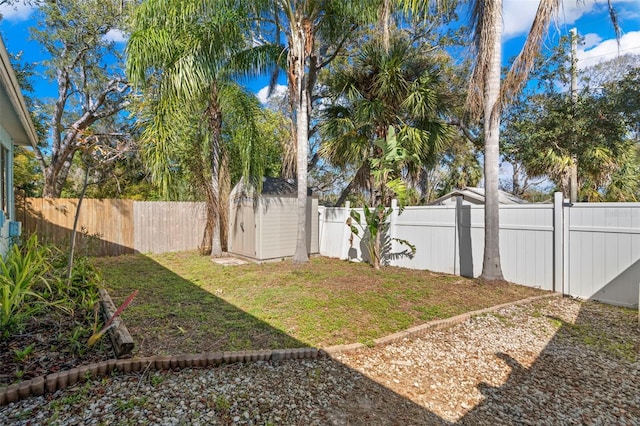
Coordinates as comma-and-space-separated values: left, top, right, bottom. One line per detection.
502, 0, 560, 103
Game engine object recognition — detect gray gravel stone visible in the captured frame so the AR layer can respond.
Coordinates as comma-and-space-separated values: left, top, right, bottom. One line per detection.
1, 298, 638, 425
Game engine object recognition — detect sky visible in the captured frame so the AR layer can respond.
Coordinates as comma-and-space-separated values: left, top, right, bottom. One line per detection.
1, 0, 639, 104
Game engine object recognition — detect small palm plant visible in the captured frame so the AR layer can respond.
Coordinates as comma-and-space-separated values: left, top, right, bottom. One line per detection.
347, 127, 416, 269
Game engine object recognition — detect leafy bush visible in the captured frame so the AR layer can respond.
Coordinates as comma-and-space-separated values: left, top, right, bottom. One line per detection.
0, 235, 52, 336
0, 234, 102, 339
49, 252, 102, 314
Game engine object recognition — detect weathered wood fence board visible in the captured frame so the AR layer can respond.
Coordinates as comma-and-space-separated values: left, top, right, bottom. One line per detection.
133, 201, 207, 254
18, 198, 207, 256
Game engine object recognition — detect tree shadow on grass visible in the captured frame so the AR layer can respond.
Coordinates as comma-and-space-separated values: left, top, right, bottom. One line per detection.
94, 254, 640, 424
93, 253, 449, 424
4, 243, 637, 424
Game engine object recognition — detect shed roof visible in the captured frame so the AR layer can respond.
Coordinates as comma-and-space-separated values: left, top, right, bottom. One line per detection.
428, 187, 527, 205
232, 177, 313, 198
0, 36, 37, 148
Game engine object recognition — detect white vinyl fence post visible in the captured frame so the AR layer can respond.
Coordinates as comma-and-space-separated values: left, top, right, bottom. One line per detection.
553, 192, 564, 294
563, 196, 571, 297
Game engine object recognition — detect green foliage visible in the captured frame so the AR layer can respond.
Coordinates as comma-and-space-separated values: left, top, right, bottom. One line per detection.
13, 343, 35, 362
348, 205, 416, 269
14, 148, 43, 198
347, 127, 417, 269
55, 255, 102, 313
502, 39, 640, 201
0, 235, 52, 335
320, 32, 453, 206
0, 234, 102, 345
28, 0, 131, 197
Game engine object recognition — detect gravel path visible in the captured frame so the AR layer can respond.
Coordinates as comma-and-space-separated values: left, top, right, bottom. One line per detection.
1, 297, 638, 425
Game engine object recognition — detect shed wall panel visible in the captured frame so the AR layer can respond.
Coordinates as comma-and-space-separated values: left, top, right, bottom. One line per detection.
258, 197, 298, 259
254, 196, 319, 260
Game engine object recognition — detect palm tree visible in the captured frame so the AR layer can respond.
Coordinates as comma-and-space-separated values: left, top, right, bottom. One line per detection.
466, 0, 619, 281
321, 34, 453, 207
127, 0, 268, 256
247, 0, 455, 263
242, 1, 381, 263
320, 33, 453, 269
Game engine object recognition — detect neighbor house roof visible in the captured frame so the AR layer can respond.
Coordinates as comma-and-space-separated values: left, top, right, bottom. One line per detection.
0, 36, 37, 148
428, 187, 527, 205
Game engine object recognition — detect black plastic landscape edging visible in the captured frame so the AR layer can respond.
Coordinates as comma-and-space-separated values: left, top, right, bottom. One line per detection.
0, 292, 562, 406
0, 348, 328, 406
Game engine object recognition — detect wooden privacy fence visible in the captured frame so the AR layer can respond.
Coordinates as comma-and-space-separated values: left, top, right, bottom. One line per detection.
17, 198, 208, 256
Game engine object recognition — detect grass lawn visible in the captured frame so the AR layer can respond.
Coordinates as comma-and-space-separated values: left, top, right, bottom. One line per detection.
94, 253, 549, 356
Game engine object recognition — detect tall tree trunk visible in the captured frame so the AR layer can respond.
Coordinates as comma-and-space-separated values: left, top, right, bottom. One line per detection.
379, 0, 391, 52
335, 161, 369, 207
292, 25, 310, 263
42, 168, 58, 198
42, 157, 74, 198
219, 148, 230, 252
569, 27, 579, 203
373, 207, 383, 270
480, 0, 504, 282
207, 83, 223, 258
569, 158, 578, 202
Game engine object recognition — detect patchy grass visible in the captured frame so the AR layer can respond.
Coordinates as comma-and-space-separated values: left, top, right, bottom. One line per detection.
553, 302, 639, 362
94, 252, 548, 356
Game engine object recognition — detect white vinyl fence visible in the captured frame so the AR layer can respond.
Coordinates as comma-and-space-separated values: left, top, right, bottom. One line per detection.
318, 193, 640, 308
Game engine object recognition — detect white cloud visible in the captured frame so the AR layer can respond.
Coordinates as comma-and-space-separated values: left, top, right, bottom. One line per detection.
103, 29, 127, 43
577, 30, 640, 68
256, 84, 287, 104
582, 33, 602, 49
503, 0, 544, 39
502, 0, 618, 40
0, 1, 36, 22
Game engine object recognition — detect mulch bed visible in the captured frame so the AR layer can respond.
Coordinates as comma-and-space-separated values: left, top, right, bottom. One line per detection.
0, 310, 113, 388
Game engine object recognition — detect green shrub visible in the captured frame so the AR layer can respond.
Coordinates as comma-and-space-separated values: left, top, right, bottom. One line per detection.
0, 234, 102, 339
49, 254, 101, 314
0, 235, 52, 336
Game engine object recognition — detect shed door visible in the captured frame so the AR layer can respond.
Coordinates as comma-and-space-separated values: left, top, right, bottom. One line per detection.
231, 198, 255, 258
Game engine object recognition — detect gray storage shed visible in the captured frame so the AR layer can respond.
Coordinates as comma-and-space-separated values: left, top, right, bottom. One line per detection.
228, 177, 319, 261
